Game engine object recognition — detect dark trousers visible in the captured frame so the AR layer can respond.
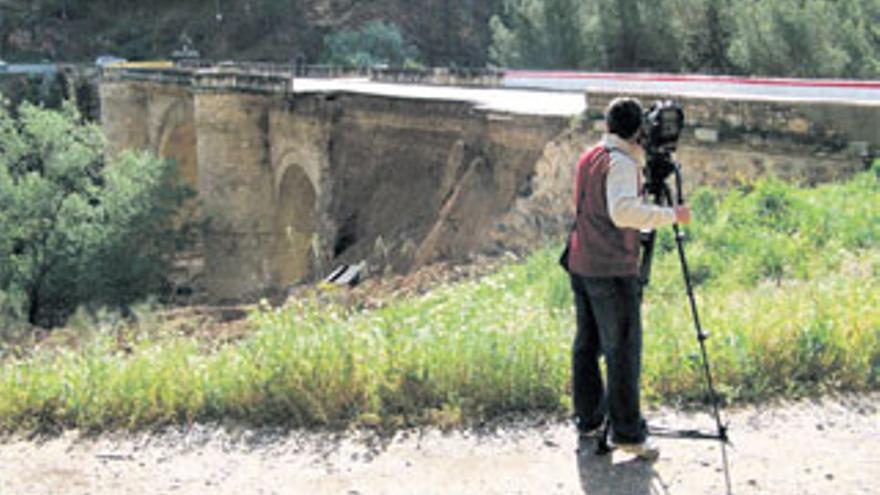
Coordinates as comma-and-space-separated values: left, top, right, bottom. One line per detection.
570, 274, 647, 444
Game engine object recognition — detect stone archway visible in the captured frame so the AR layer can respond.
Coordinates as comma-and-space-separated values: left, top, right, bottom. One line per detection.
272, 163, 318, 286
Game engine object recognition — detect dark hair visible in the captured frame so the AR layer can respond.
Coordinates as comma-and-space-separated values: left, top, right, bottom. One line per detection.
606, 97, 644, 140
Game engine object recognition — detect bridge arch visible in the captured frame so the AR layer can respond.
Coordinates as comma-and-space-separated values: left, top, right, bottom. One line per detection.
274, 149, 322, 202
272, 162, 318, 285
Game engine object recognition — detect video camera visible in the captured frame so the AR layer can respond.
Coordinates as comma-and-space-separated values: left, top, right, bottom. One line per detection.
641, 100, 684, 191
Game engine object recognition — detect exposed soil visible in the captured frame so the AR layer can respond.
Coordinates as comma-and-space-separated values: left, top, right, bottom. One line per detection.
2, 393, 877, 495
0, 254, 511, 362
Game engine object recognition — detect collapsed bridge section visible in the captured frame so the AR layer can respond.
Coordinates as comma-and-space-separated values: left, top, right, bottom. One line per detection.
100, 68, 575, 301
99, 67, 878, 302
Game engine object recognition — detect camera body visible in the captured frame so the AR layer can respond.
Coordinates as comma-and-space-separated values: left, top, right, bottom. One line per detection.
641, 100, 684, 191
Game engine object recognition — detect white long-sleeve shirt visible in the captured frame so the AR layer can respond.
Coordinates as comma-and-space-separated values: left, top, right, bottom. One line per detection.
602, 134, 677, 230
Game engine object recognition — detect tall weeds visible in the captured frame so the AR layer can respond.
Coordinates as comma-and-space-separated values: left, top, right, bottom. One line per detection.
0, 168, 877, 432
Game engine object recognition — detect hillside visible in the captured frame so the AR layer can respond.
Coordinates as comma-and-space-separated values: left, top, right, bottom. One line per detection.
0, 0, 501, 66
2, 1, 876, 78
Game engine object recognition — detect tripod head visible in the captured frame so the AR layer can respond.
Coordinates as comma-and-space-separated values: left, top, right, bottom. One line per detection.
640, 99, 685, 202
642, 100, 684, 156
642, 151, 684, 208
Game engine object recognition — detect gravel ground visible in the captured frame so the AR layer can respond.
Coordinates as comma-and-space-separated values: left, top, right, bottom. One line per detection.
1, 393, 878, 495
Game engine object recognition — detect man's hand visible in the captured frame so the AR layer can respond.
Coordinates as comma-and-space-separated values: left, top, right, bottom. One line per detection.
674, 205, 692, 224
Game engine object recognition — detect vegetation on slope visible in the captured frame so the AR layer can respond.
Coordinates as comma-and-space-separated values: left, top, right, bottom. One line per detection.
1, 163, 877, 433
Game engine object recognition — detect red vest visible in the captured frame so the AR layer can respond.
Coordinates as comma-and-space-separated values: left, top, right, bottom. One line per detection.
567, 146, 640, 277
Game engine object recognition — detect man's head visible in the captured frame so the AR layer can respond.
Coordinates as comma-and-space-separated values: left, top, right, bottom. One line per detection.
605, 97, 644, 141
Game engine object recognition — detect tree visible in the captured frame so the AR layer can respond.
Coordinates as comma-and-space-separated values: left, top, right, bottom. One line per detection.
728, 0, 851, 77
489, 0, 544, 68
589, 0, 684, 71
680, 0, 735, 74
490, 0, 686, 71
634, 0, 682, 71
427, 0, 466, 66
0, 100, 193, 327
825, 0, 880, 78
599, 0, 642, 70
319, 20, 421, 68
489, 0, 588, 69
542, 0, 586, 68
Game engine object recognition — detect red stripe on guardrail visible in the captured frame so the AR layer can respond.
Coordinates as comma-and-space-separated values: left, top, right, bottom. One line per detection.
503, 70, 880, 89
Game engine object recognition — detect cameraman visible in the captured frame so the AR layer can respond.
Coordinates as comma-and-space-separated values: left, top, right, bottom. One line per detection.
566, 97, 690, 460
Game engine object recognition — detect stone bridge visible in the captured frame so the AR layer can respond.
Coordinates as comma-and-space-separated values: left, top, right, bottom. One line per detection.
99, 66, 879, 302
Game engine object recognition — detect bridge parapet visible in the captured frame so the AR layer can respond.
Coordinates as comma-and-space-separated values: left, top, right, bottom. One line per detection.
369, 67, 504, 87
101, 66, 195, 86
193, 68, 293, 94
103, 62, 503, 89
588, 92, 878, 157
103, 66, 294, 94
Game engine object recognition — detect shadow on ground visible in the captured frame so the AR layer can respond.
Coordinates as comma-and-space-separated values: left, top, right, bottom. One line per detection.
576, 437, 670, 495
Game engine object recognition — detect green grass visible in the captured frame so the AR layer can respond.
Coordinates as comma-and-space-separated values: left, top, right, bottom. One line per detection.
0, 168, 878, 433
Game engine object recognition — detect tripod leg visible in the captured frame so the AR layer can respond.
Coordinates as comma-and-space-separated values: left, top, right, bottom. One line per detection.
641, 179, 728, 445
671, 222, 728, 443
659, 179, 728, 443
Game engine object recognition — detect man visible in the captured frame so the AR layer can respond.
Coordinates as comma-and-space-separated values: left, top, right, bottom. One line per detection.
566, 97, 691, 460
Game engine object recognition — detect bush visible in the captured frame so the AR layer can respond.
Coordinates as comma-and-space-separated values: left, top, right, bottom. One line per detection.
0, 100, 193, 328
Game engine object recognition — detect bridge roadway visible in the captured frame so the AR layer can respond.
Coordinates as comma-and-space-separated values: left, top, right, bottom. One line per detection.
293, 70, 880, 116
503, 70, 880, 105
292, 77, 587, 116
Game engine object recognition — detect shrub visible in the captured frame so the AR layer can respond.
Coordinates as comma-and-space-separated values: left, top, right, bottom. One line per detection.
0, 100, 193, 328
689, 186, 718, 224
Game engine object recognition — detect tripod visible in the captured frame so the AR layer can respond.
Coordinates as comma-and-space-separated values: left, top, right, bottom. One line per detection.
594, 156, 730, 464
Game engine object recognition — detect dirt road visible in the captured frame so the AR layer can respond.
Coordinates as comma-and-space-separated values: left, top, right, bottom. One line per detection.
1, 394, 877, 495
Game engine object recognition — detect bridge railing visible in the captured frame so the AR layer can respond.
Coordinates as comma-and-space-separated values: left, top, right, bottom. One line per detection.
157, 60, 504, 86
369, 66, 504, 87
101, 66, 196, 86
193, 68, 293, 94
